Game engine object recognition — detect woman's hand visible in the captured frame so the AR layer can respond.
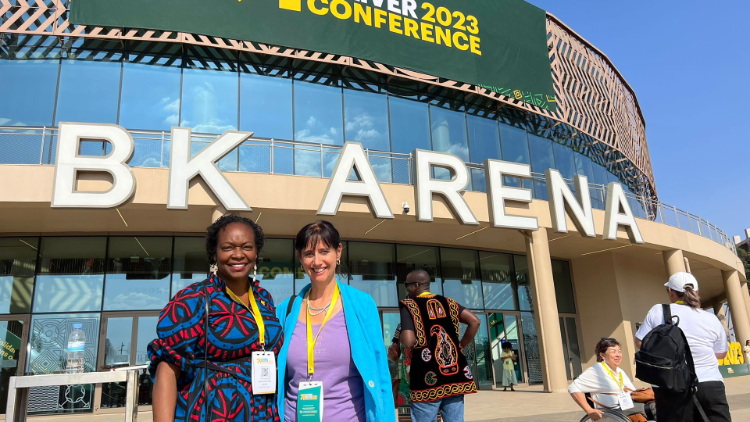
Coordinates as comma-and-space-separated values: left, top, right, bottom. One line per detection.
586, 408, 604, 421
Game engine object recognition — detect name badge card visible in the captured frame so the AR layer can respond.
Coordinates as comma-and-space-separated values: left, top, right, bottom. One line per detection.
618, 392, 634, 410
251, 351, 276, 394
297, 381, 324, 422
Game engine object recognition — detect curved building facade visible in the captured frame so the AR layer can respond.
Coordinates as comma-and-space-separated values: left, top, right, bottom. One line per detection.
0, 0, 746, 416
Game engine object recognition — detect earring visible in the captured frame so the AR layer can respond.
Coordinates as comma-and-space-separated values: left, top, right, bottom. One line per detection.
253, 264, 258, 281
336, 258, 341, 266
210, 263, 218, 277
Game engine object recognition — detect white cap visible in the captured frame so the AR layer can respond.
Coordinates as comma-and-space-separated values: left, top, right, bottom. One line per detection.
664, 272, 698, 293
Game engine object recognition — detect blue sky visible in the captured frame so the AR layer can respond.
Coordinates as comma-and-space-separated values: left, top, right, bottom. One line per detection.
527, 0, 750, 241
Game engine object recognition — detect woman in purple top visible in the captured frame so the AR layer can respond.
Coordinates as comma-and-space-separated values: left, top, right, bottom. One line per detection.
275, 221, 396, 422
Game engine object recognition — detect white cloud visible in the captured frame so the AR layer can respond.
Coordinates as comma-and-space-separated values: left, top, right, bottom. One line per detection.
329, 127, 338, 136
163, 114, 178, 126
161, 98, 180, 113
345, 113, 374, 133
306, 116, 317, 127
354, 128, 381, 142
295, 129, 335, 145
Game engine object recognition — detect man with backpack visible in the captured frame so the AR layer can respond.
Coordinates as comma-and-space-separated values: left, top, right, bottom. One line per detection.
634, 272, 730, 421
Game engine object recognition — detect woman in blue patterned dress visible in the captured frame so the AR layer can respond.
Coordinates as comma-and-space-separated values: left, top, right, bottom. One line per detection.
148, 214, 283, 422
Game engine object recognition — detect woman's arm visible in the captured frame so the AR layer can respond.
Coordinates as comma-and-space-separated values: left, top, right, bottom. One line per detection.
570, 392, 603, 421
153, 361, 181, 422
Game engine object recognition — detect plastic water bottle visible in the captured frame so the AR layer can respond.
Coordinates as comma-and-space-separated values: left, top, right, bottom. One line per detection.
66, 323, 86, 374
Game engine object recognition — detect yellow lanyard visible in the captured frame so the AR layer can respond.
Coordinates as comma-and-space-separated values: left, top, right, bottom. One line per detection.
226, 283, 266, 349
676, 301, 684, 305
418, 292, 432, 297
601, 362, 624, 392
306, 284, 340, 380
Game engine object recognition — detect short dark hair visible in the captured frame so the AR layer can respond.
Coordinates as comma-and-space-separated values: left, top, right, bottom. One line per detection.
595, 338, 620, 362
502, 342, 512, 350
205, 214, 265, 266
294, 220, 340, 254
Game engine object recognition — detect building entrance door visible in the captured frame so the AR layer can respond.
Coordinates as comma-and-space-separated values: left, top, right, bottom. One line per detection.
0, 316, 29, 415
488, 312, 526, 388
94, 312, 159, 414
559, 315, 583, 380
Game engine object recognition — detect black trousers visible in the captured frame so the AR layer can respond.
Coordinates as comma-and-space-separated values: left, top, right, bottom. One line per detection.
653, 381, 731, 422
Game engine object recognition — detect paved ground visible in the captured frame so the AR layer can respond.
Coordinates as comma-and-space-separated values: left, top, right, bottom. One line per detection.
17, 375, 750, 421
464, 375, 750, 421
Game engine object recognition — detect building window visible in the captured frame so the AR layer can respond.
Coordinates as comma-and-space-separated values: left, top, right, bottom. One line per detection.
181, 52, 239, 135
171, 237, 208, 296
240, 70, 293, 140
119, 44, 182, 133
33, 237, 107, 313
256, 239, 295, 305
55, 45, 122, 125
0, 237, 38, 314
348, 242, 397, 307
479, 252, 516, 311
440, 248, 483, 310
528, 134, 556, 200
103, 237, 172, 311
395, 244, 443, 299
552, 259, 576, 314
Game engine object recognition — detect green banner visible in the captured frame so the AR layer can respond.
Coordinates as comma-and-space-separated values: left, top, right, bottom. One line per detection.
70, 0, 556, 110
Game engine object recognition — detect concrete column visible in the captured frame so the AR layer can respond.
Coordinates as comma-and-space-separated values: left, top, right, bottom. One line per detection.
722, 270, 750, 346
714, 302, 731, 342
662, 249, 686, 276
741, 282, 750, 331
522, 228, 569, 393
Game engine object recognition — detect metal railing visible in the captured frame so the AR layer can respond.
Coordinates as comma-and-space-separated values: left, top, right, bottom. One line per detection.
5, 368, 141, 422
0, 126, 737, 255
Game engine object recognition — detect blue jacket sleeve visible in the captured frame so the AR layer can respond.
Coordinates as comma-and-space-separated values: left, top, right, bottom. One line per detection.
365, 296, 396, 422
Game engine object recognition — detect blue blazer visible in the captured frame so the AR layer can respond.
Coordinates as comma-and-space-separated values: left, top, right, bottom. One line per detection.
275, 281, 396, 422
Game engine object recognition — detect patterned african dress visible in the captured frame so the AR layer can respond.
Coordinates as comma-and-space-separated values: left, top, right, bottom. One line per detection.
148, 274, 283, 422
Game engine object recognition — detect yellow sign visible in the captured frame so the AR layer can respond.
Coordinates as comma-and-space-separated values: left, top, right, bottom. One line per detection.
718, 342, 745, 366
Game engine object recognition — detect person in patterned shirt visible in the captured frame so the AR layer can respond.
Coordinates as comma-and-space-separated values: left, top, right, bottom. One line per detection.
399, 270, 480, 422
148, 214, 283, 422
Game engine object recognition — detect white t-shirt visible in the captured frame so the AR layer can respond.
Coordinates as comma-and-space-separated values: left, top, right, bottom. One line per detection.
635, 303, 727, 383
568, 362, 636, 409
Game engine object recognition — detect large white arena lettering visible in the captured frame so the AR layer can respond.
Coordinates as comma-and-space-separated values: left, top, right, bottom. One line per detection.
167, 127, 251, 211
317, 142, 394, 219
413, 149, 479, 225
545, 169, 595, 237
51, 123, 136, 208
49, 124, 643, 243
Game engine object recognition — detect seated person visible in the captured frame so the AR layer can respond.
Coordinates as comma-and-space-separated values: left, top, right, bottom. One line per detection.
569, 338, 641, 421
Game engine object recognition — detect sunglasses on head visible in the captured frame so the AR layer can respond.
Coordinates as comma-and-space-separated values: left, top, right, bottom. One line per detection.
601, 337, 617, 342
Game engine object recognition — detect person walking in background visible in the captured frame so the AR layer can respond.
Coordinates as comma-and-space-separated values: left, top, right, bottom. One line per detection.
149, 214, 282, 422
635, 272, 730, 422
399, 270, 479, 422
744, 340, 750, 364
500, 342, 517, 391
276, 220, 395, 422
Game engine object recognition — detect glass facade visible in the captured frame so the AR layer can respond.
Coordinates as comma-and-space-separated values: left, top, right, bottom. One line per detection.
0, 36, 646, 211
0, 233, 576, 407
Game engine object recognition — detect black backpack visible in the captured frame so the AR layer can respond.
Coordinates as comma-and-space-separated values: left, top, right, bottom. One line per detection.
635, 304, 708, 421
635, 304, 696, 392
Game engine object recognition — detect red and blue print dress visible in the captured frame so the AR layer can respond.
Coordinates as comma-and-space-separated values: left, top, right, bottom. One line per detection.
148, 275, 283, 422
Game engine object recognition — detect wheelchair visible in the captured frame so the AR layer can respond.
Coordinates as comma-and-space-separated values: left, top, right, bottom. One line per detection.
579, 393, 656, 422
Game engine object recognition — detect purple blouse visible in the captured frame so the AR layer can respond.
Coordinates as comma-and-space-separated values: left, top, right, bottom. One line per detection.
284, 311, 366, 422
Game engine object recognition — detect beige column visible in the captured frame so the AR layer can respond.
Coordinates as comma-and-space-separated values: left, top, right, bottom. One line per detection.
522, 228, 569, 393
662, 249, 686, 276
741, 282, 750, 332
722, 270, 750, 346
